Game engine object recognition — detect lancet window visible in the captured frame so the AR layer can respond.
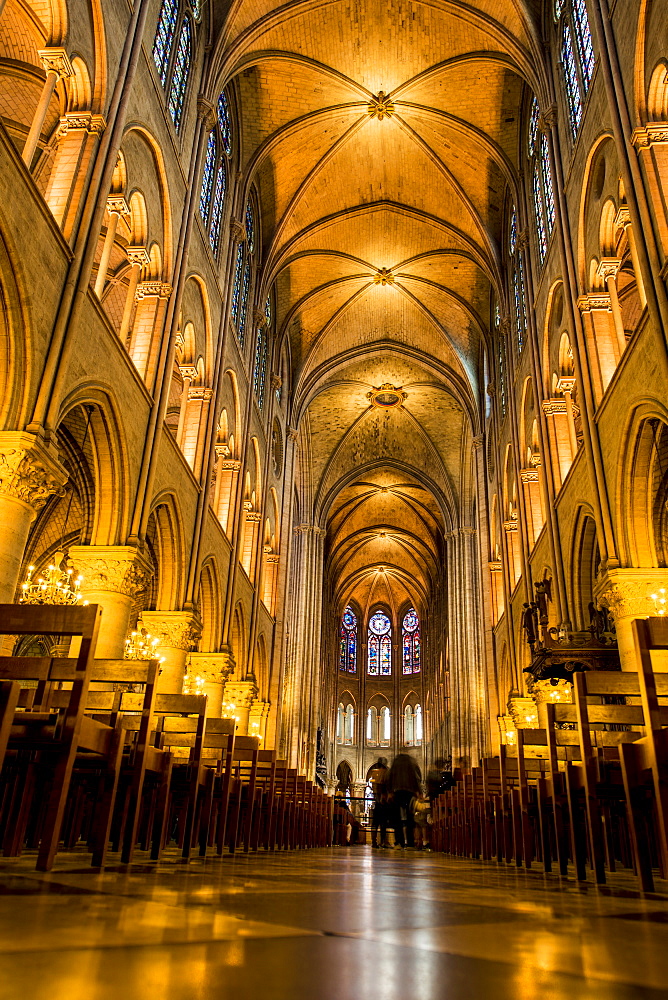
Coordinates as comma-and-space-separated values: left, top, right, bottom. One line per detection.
339, 606, 358, 674
528, 98, 556, 267
199, 92, 232, 257
509, 208, 527, 352
402, 608, 421, 674
253, 294, 270, 410
153, 1, 197, 132
231, 197, 258, 348
556, 0, 595, 139
368, 611, 392, 676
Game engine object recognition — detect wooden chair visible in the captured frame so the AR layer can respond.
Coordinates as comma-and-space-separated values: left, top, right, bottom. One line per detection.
0, 603, 102, 870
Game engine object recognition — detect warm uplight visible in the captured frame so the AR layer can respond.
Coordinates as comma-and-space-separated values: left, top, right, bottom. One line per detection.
650, 588, 667, 615
125, 628, 165, 662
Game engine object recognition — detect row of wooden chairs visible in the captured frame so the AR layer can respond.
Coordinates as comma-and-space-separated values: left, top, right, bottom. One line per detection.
432, 618, 668, 891
0, 604, 332, 870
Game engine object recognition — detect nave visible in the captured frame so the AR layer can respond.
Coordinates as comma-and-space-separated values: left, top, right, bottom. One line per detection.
1, 848, 667, 1000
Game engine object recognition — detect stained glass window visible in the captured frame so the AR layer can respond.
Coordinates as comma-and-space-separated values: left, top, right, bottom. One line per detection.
533, 170, 547, 263
517, 255, 527, 344
541, 135, 556, 230
339, 606, 357, 673
231, 243, 244, 327
167, 16, 192, 131
253, 327, 267, 409
245, 202, 255, 254
199, 131, 216, 224
498, 333, 507, 416
368, 611, 391, 676
209, 157, 226, 255
238, 260, 251, 346
217, 92, 232, 155
528, 97, 539, 156
509, 209, 517, 255
402, 608, 421, 674
554, 0, 565, 19
153, 0, 178, 85
415, 704, 423, 743
562, 23, 583, 137
573, 0, 595, 89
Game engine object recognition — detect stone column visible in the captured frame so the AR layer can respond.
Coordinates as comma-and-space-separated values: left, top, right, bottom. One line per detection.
22, 48, 74, 168
175, 364, 198, 450
615, 202, 647, 307
541, 398, 575, 485
224, 680, 258, 735
186, 652, 234, 717
595, 569, 668, 671
519, 466, 543, 546
118, 247, 150, 343
249, 698, 270, 742
94, 196, 130, 298
577, 293, 616, 399
68, 545, 153, 658
0, 432, 67, 602
215, 458, 240, 535
139, 611, 202, 694
597, 258, 628, 358
128, 281, 172, 387
44, 112, 107, 238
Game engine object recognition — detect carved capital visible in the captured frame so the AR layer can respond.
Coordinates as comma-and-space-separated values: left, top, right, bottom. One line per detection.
516, 228, 529, 252
230, 219, 246, 244
577, 292, 612, 313
0, 432, 67, 511
188, 386, 213, 401
244, 510, 262, 523
69, 545, 152, 598
135, 281, 172, 301
488, 560, 502, 573
224, 680, 258, 710
508, 695, 539, 729
472, 434, 484, 450
632, 122, 668, 148
178, 364, 199, 381
38, 47, 74, 78
106, 195, 130, 218
287, 425, 299, 442
597, 257, 622, 283
520, 467, 540, 483
556, 375, 576, 394
139, 611, 202, 651
537, 104, 558, 132
271, 374, 282, 391
221, 459, 241, 472
542, 398, 568, 416
196, 96, 216, 130
595, 569, 668, 623
253, 307, 268, 329
187, 651, 234, 684
503, 519, 518, 532
126, 246, 150, 268
55, 113, 106, 138
615, 205, 632, 229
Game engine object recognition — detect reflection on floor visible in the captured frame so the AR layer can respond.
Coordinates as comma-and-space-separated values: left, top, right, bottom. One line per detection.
1, 848, 667, 999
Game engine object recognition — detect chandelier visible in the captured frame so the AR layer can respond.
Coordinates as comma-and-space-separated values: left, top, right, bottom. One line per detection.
124, 627, 164, 661
20, 552, 86, 606
650, 588, 667, 616
183, 669, 206, 695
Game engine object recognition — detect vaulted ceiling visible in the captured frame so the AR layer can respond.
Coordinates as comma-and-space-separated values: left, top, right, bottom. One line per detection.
214, 0, 541, 612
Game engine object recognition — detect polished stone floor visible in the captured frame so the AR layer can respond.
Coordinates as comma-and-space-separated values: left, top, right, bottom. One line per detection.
0, 848, 667, 1000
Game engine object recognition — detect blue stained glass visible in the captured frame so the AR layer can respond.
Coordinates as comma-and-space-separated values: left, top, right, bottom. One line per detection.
264, 295, 271, 328
209, 157, 227, 254
402, 608, 420, 674
554, 0, 565, 19
368, 635, 379, 675
380, 635, 391, 675
199, 131, 216, 224
541, 135, 556, 232
217, 92, 232, 155
231, 243, 244, 327
499, 335, 507, 416
533, 169, 547, 263
573, 0, 595, 89
153, 0, 177, 86
339, 606, 357, 673
562, 23, 583, 138
369, 611, 391, 635
528, 97, 539, 156
253, 327, 267, 408
245, 202, 255, 255
238, 260, 251, 345
168, 17, 192, 131
509, 209, 517, 255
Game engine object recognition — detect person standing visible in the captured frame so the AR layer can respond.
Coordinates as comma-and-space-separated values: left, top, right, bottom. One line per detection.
368, 756, 390, 848
389, 753, 421, 847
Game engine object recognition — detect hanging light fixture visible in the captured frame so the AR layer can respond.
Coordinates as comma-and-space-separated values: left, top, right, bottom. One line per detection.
124, 627, 164, 661
20, 553, 87, 606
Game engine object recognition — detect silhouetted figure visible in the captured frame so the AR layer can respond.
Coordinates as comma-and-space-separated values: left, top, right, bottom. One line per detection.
426, 757, 455, 802
389, 753, 421, 847
368, 757, 391, 848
